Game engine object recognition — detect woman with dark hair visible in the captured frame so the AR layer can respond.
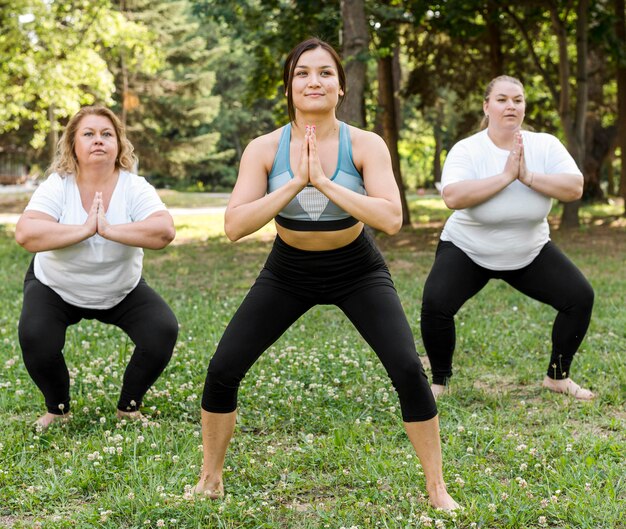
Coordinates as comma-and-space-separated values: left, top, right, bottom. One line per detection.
421, 75, 594, 400
15, 106, 178, 429
194, 38, 458, 510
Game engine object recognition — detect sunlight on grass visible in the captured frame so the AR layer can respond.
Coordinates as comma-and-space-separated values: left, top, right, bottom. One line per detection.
173, 213, 276, 243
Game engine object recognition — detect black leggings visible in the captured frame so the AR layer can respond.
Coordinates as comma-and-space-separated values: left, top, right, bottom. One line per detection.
19, 261, 178, 414
421, 240, 594, 385
202, 230, 437, 422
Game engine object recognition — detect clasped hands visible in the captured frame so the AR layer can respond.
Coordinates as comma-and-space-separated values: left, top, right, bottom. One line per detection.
293, 124, 330, 190
85, 192, 112, 238
505, 132, 534, 188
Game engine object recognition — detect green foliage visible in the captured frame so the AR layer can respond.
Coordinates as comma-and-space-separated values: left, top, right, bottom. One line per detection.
117, 0, 226, 186
0, 0, 160, 150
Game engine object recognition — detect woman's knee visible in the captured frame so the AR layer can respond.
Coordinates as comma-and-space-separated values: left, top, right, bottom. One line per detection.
19, 318, 63, 362
390, 356, 429, 392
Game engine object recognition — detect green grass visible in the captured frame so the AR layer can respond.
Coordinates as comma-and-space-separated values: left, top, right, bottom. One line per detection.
0, 197, 624, 528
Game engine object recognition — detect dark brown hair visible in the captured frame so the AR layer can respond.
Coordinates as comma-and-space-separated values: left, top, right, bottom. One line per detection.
282, 38, 346, 123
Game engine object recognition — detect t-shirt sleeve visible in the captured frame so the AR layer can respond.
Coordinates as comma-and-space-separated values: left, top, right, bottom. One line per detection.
441, 141, 476, 189
128, 176, 167, 221
544, 134, 582, 175
24, 173, 64, 220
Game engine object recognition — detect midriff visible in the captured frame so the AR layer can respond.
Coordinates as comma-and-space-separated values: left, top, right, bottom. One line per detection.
276, 221, 364, 251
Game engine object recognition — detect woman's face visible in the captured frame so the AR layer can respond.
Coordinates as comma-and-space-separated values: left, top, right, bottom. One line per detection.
290, 47, 344, 115
74, 114, 119, 170
483, 81, 525, 132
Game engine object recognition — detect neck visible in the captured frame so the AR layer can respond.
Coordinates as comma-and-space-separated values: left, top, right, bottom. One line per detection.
77, 165, 119, 185
293, 113, 339, 140
486, 126, 519, 150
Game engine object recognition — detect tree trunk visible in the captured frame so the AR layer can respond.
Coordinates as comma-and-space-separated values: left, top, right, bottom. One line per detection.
485, 3, 504, 76
616, 0, 626, 215
559, 0, 589, 228
377, 53, 411, 225
338, 0, 368, 127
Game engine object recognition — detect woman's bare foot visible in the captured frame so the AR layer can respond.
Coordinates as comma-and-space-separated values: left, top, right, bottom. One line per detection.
542, 376, 595, 400
431, 384, 448, 399
193, 475, 224, 499
116, 409, 144, 420
34, 412, 70, 430
427, 482, 460, 510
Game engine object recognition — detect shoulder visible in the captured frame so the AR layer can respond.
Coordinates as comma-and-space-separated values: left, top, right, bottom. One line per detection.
35, 172, 69, 193
348, 126, 390, 161
447, 130, 486, 158
242, 127, 285, 168
241, 125, 287, 172
522, 130, 566, 151
245, 127, 284, 154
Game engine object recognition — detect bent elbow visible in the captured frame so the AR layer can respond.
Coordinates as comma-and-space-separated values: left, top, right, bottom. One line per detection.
441, 188, 459, 210
14, 228, 34, 252
384, 216, 403, 235
562, 181, 584, 203
224, 222, 242, 242
164, 226, 176, 245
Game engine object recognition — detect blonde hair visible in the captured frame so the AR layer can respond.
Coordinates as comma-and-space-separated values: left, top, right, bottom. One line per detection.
47, 106, 137, 176
480, 75, 525, 129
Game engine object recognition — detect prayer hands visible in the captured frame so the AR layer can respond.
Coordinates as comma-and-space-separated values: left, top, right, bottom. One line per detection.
504, 132, 533, 187
85, 192, 112, 237
294, 125, 329, 190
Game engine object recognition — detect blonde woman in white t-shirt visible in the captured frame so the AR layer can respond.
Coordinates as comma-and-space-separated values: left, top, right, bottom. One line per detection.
15, 106, 178, 429
421, 75, 594, 400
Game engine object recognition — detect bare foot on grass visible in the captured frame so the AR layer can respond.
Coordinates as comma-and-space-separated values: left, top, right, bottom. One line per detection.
430, 384, 448, 399
427, 483, 460, 511
116, 409, 144, 421
193, 475, 224, 499
542, 376, 595, 400
34, 412, 70, 430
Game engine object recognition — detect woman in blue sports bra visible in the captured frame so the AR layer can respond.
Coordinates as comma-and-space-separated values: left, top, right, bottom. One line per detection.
194, 37, 458, 510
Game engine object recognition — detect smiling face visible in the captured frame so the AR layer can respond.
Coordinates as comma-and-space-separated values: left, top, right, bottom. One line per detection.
483, 80, 526, 132
289, 46, 344, 117
73, 114, 119, 170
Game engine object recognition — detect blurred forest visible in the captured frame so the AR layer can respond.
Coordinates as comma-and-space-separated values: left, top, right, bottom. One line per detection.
2, 0, 626, 226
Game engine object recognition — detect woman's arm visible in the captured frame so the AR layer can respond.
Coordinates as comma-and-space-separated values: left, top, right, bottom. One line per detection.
15, 195, 98, 253
309, 128, 402, 235
517, 141, 583, 202
97, 209, 175, 250
442, 140, 521, 210
224, 132, 308, 241
441, 172, 517, 210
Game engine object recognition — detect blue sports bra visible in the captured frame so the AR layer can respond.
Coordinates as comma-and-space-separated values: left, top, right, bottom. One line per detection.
267, 121, 366, 231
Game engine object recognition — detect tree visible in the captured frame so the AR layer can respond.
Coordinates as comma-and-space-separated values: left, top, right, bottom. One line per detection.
0, 0, 159, 166
615, 0, 626, 214
112, 0, 224, 184
338, 0, 369, 127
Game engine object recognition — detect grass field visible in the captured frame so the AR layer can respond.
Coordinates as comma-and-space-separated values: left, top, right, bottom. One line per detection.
0, 195, 624, 528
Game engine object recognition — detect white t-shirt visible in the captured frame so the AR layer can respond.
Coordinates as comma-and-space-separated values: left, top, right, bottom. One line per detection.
25, 171, 167, 309
440, 129, 582, 270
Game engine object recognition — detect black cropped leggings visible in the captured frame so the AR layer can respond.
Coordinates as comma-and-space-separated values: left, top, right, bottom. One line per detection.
421, 240, 594, 385
19, 261, 178, 414
202, 230, 437, 422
